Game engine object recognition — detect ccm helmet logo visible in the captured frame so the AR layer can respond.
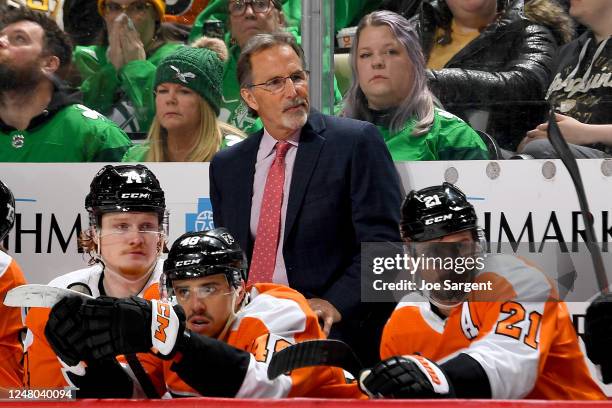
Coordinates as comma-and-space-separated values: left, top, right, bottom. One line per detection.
424, 214, 452, 225
175, 259, 199, 267
120, 193, 150, 199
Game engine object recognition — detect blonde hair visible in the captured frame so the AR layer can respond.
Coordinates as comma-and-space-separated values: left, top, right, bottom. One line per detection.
146, 98, 244, 162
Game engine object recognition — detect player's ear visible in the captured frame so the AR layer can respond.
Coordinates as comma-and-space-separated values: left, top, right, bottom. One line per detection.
235, 281, 247, 312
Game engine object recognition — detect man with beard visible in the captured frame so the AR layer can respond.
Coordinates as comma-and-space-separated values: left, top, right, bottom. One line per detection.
209, 32, 402, 365
0, 7, 131, 162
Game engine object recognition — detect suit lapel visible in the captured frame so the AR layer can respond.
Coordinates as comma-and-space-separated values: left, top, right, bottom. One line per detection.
233, 131, 262, 255
284, 112, 326, 241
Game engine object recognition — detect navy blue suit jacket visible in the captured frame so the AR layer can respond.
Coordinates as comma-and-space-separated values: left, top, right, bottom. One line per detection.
209, 110, 402, 322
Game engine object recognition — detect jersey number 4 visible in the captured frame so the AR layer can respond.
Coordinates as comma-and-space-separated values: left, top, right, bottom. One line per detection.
494, 301, 542, 349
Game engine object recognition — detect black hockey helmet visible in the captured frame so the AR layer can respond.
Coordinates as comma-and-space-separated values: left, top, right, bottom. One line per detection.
400, 182, 478, 242
162, 228, 248, 298
0, 179, 15, 243
85, 165, 166, 225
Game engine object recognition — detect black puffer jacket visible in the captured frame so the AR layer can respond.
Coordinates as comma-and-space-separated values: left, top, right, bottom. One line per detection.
415, 0, 574, 149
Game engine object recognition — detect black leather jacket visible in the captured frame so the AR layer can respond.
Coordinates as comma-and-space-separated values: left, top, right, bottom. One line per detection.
415, 0, 566, 149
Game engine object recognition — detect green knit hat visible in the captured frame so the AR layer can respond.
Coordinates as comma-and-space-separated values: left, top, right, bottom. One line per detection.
155, 46, 223, 115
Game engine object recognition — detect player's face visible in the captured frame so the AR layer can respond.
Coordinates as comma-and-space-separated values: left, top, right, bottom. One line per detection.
356, 25, 413, 110
173, 274, 235, 338
411, 230, 478, 309
228, 0, 284, 48
155, 83, 201, 134
0, 20, 47, 92
98, 212, 161, 279
240, 44, 310, 140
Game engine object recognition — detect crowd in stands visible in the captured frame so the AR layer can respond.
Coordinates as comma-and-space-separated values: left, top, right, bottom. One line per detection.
1, 0, 609, 162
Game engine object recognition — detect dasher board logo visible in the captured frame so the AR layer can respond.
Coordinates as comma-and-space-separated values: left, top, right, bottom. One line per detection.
185, 198, 214, 232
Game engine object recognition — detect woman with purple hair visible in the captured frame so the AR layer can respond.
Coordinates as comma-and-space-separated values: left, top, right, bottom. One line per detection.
343, 10, 488, 161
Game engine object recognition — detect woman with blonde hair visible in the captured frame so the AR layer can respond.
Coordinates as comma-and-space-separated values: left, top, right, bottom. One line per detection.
123, 38, 243, 162
344, 10, 487, 161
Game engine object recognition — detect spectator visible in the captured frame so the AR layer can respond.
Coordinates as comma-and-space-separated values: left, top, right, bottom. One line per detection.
518, 0, 611, 158
24, 165, 167, 393
0, 180, 27, 393
0, 7, 131, 162
123, 38, 244, 162
72, 0, 184, 135
44, 229, 363, 398
190, 0, 383, 42
189, 0, 343, 135
414, 0, 573, 150
344, 10, 488, 161
210, 32, 402, 365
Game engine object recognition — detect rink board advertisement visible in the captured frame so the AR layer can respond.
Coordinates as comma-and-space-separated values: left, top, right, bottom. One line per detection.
1, 160, 611, 394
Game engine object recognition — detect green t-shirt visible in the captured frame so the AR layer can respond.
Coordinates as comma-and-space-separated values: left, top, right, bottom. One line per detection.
73, 43, 183, 133
0, 104, 132, 162
379, 109, 489, 161
122, 133, 243, 161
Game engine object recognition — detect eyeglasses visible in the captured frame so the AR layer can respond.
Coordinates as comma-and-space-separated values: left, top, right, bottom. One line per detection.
248, 70, 309, 94
229, 0, 273, 16
173, 285, 232, 302
104, 1, 152, 16
100, 223, 162, 237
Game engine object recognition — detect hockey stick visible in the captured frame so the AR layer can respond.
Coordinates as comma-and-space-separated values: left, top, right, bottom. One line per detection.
267, 339, 363, 379
3, 284, 94, 308
546, 109, 609, 293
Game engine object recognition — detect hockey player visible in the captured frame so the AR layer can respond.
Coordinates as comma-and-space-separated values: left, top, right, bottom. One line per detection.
0, 179, 27, 391
24, 164, 167, 392
359, 183, 605, 400
44, 228, 363, 398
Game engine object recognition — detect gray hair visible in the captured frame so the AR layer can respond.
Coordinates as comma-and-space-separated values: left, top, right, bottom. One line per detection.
237, 31, 305, 89
343, 10, 434, 136
236, 32, 305, 116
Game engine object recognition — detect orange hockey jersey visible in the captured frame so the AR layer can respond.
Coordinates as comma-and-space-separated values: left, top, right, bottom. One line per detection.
24, 263, 163, 389
139, 283, 363, 399
0, 251, 26, 389
380, 254, 605, 400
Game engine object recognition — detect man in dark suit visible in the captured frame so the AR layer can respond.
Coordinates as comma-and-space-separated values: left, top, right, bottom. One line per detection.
209, 32, 401, 364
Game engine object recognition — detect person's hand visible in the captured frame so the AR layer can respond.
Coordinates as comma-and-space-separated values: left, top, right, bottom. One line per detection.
119, 15, 146, 64
44, 296, 92, 367
518, 113, 594, 152
307, 298, 341, 336
359, 355, 454, 399
79, 296, 186, 359
107, 14, 126, 69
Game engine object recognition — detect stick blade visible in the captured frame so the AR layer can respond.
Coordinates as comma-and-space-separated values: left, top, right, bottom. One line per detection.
3, 284, 94, 308
268, 339, 363, 380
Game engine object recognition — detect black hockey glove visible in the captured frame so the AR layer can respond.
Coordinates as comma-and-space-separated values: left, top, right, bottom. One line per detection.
80, 296, 186, 360
585, 293, 612, 384
359, 355, 454, 398
44, 296, 92, 367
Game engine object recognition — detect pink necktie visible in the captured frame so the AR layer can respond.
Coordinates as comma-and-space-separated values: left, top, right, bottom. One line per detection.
249, 142, 292, 284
